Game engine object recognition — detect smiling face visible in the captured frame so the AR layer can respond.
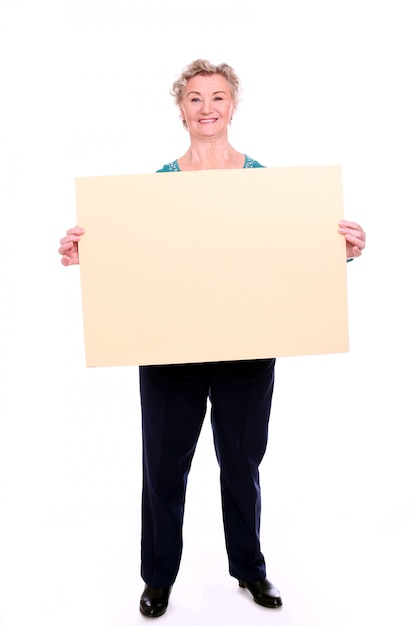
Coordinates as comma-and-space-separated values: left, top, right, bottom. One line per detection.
180, 73, 236, 140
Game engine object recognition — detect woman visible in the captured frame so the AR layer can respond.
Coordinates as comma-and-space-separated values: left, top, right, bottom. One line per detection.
59, 59, 366, 618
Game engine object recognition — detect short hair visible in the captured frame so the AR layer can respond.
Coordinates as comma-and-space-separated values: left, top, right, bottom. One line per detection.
171, 59, 241, 107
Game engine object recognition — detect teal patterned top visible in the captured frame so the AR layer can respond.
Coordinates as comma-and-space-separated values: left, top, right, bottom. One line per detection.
156, 154, 264, 172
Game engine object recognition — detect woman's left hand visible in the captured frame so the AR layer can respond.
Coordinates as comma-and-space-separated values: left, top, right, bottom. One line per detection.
338, 220, 366, 258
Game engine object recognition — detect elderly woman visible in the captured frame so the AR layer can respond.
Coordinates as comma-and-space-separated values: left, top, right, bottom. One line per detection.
59, 59, 366, 618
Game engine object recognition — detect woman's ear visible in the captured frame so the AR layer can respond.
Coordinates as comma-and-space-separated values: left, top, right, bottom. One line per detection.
180, 106, 187, 128
229, 104, 236, 124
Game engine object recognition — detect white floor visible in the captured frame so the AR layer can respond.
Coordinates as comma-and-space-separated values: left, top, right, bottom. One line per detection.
1, 350, 416, 626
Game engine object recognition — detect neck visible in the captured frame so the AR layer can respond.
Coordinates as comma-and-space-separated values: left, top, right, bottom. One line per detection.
179, 137, 244, 171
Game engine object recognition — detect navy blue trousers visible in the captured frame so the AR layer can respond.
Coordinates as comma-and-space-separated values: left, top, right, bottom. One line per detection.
139, 358, 275, 588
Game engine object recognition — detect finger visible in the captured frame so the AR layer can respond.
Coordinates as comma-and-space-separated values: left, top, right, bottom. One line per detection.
66, 226, 85, 236
345, 232, 362, 245
339, 224, 366, 243
339, 220, 362, 230
61, 253, 79, 266
338, 226, 364, 239
59, 235, 80, 247
346, 234, 365, 254
59, 236, 71, 246
58, 241, 73, 255
342, 227, 366, 245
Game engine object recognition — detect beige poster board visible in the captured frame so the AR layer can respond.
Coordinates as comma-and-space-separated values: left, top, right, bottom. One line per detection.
75, 166, 349, 367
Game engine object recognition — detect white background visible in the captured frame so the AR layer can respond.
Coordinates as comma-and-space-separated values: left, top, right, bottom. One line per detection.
1, 1, 416, 625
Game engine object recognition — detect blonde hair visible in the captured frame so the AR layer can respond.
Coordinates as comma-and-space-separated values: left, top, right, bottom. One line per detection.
171, 59, 241, 114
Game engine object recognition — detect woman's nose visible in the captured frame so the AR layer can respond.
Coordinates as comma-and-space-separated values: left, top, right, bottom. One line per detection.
200, 98, 213, 114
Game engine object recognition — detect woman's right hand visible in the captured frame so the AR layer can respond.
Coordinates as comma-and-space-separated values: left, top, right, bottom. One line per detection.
58, 226, 85, 266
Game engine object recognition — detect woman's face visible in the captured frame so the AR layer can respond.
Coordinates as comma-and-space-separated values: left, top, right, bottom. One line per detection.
180, 73, 236, 139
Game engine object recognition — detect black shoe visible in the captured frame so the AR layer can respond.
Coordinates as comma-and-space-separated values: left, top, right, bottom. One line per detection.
238, 578, 282, 608
139, 585, 172, 618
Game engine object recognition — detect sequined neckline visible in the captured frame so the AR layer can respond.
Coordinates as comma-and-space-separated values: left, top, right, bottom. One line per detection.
165, 154, 256, 172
